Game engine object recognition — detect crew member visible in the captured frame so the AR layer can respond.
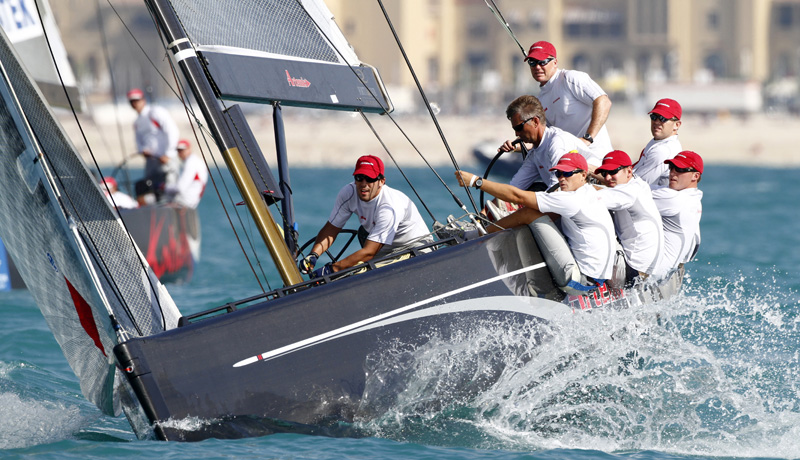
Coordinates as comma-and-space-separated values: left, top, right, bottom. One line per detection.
128, 87, 180, 196
652, 151, 704, 276
299, 155, 432, 278
165, 139, 208, 209
525, 40, 613, 159
498, 94, 598, 192
455, 152, 616, 286
101, 176, 137, 209
595, 150, 665, 285
633, 98, 683, 186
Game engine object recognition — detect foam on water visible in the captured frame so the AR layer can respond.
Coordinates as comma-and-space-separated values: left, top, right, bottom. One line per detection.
0, 380, 85, 449
357, 271, 800, 456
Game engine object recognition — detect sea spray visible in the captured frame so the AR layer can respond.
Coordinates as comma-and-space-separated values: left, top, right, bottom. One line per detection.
355, 272, 800, 456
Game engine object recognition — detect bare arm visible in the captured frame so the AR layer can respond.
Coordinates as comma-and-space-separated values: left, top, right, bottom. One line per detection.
584, 94, 612, 142
332, 239, 383, 272
455, 171, 539, 210
309, 221, 342, 257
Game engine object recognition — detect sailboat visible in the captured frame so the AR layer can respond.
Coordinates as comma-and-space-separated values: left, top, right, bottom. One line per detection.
0, 0, 684, 441
0, 0, 199, 285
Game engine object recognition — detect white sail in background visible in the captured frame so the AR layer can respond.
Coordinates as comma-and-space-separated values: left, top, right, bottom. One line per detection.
0, 0, 81, 110
0, 27, 180, 417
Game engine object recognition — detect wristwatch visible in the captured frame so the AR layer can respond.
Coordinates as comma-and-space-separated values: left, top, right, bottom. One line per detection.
473, 177, 483, 189
582, 133, 594, 144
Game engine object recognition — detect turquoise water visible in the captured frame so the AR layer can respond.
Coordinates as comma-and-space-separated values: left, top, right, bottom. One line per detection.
1, 165, 799, 459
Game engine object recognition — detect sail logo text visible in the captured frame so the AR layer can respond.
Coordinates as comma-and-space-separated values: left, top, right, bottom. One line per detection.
285, 70, 311, 88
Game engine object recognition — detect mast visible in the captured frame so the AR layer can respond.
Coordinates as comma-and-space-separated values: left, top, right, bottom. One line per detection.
144, 0, 303, 286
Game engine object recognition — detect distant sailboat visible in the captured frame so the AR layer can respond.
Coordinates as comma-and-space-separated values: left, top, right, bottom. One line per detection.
0, 0, 200, 285
0, 0, 685, 441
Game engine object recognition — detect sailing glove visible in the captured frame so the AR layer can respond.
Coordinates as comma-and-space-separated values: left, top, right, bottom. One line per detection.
299, 252, 318, 274
312, 263, 334, 278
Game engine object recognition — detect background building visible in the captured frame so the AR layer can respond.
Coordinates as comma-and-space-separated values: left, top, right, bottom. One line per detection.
49, 0, 800, 115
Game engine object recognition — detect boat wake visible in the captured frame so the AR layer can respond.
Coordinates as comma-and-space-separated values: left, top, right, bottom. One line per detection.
0, 362, 88, 449
355, 270, 800, 456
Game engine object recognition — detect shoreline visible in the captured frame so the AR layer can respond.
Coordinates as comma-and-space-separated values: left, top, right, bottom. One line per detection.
57, 105, 800, 169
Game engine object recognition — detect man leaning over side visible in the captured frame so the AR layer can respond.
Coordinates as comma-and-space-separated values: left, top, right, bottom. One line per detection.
633, 98, 683, 187
651, 151, 704, 277
594, 150, 665, 286
455, 152, 616, 289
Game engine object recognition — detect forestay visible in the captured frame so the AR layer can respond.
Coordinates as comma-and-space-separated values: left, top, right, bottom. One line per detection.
0, 29, 180, 416
166, 0, 392, 112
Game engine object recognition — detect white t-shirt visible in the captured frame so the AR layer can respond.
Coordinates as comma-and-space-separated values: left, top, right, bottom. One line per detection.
510, 126, 596, 190
328, 183, 430, 250
633, 135, 682, 187
134, 104, 180, 185
105, 190, 138, 209
538, 68, 613, 159
651, 186, 703, 276
167, 153, 208, 209
535, 183, 616, 280
597, 177, 664, 276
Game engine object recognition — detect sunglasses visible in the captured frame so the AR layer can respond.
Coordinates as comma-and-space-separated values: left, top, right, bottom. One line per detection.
596, 166, 627, 176
354, 174, 380, 183
649, 113, 678, 123
554, 169, 583, 179
527, 57, 554, 68
668, 164, 696, 174
513, 117, 535, 132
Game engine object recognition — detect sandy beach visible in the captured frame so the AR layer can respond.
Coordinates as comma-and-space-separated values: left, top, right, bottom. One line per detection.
58, 103, 800, 170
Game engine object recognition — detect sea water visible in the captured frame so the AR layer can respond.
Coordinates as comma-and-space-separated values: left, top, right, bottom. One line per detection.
0, 165, 798, 459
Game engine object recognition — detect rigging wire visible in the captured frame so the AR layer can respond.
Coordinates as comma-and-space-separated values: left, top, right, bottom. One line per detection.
484, 0, 527, 56
143, 1, 273, 293
29, 0, 149, 335
292, 0, 480, 227
359, 112, 435, 222
374, 0, 485, 229
94, 0, 134, 194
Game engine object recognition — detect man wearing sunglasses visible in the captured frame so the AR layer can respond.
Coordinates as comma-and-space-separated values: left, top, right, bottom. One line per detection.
498, 95, 598, 193
633, 98, 683, 186
594, 150, 665, 285
455, 153, 616, 289
651, 151, 704, 276
299, 155, 431, 278
524, 41, 613, 160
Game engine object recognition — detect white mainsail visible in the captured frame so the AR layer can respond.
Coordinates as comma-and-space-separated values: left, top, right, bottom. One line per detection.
0, 27, 180, 417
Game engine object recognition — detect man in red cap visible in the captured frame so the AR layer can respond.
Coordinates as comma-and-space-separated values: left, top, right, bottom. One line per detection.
128, 87, 180, 198
633, 98, 683, 186
651, 150, 703, 275
523, 40, 613, 160
594, 150, 665, 284
164, 139, 208, 208
299, 155, 431, 278
100, 176, 137, 209
455, 152, 616, 287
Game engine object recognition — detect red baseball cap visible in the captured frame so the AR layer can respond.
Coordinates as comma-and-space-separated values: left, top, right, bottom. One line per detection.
127, 88, 144, 101
525, 41, 557, 61
550, 151, 588, 172
649, 98, 682, 120
102, 176, 118, 188
665, 150, 703, 174
598, 150, 632, 170
177, 139, 190, 150
353, 155, 384, 179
